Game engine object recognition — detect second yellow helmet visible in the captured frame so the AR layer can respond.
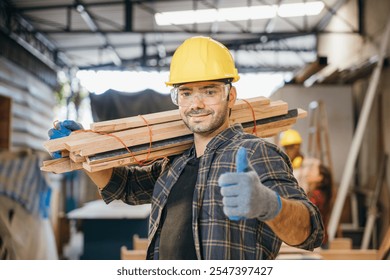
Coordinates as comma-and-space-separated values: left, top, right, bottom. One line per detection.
279, 129, 303, 147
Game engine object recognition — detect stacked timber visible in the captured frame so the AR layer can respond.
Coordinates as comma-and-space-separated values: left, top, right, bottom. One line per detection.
41, 96, 306, 174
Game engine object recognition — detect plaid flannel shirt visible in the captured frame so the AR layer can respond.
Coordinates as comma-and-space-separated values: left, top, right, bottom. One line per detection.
101, 124, 324, 259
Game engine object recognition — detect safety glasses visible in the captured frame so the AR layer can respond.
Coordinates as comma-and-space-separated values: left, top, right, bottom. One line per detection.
171, 83, 230, 107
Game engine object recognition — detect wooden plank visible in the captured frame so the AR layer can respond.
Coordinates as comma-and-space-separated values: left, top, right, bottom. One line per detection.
86, 138, 194, 165
245, 113, 297, 133
86, 115, 299, 171
120, 247, 146, 260
233, 96, 271, 109
69, 152, 86, 163
70, 121, 191, 156
83, 142, 193, 172
41, 107, 307, 173
279, 246, 379, 260
41, 119, 297, 174
316, 249, 378, 260
84, 109, 300, 164
80, 109, 301, 166
43, 98, 282, 154
43, 130, 101, 153
45, 119, 186, 154
133, 234, 148, 250
91, 109, 181, 132
65, 101, 290, 156
91, 96, 270, 132
40, 158, 83, 174
244, 122, 296, 138
297, 108, 307, 119
61, 150, 69, 157
329, 238, 353, 250
229, 100, 288, 125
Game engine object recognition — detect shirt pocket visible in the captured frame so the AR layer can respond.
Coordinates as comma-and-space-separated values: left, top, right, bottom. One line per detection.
200, 179, 229, 220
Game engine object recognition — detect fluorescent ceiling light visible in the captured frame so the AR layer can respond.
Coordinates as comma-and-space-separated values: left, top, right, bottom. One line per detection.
278, 2, 325, 17
155, 1, 324, 26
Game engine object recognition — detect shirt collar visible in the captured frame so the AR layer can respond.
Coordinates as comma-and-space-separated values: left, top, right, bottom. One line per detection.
182, 124, 244, 158
205, 123, 244, 152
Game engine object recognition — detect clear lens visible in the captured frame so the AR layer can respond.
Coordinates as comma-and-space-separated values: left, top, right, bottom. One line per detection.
171, 84, 230, 107
170, 87, 179, 105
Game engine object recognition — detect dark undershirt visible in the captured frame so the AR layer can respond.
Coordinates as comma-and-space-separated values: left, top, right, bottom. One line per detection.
159, 156, 200, 260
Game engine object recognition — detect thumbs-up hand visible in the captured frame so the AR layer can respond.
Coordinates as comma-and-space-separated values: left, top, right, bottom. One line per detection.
218, 147, 282, 221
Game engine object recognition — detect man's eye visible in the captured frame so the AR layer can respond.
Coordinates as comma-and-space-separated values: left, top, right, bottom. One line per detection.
204, 90, 217, 96
179, 91, 191, 97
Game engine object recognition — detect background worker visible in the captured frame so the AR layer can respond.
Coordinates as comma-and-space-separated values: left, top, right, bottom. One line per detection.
279, 128, 333, 248
279, 129, 320, 193
49, 36, 324, 260
306, 164, 333, 248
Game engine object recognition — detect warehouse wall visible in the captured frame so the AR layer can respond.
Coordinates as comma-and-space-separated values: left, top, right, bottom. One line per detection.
0, 55, 60, 259
0, 56, 55, 151
271, 85, 354, 185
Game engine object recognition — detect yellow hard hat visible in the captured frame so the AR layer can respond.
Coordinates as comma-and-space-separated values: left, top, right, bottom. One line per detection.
279, 129, 303, 146
166, 36, 240, 86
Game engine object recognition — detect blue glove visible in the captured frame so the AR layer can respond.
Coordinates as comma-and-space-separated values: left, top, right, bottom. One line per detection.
218, 147, 282, 221
48, 120, 83, 159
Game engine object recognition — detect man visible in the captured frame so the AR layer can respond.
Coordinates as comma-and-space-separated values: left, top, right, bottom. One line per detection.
279, 129, 321, 193
49, 36, 324, 259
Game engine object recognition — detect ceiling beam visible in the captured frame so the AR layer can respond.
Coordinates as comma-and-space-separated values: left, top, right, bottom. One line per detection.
14, 0, 187, 12
125, 0, 133, 32
75, 0, 122, 66
78, 61, 298, 73
0, 5, 70, 69
358, 0, 364, 35
313, 0, 349, 31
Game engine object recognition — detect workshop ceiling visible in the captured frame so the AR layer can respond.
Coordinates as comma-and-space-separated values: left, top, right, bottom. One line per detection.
2, 0, 357, 73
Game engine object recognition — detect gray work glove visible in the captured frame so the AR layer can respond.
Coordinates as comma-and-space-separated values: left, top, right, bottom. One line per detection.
47, 120, 83, 159
218, 147, 282, 221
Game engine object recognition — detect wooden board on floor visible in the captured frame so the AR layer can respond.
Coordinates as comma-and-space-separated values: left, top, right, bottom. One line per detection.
317, 249, 378, 260
378, 227, 390, 259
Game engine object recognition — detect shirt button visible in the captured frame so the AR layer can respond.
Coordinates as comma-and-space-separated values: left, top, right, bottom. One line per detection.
178, 167, 182, 171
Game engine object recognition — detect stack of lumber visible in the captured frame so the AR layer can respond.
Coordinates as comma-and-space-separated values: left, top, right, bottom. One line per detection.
41, 96, 307, 174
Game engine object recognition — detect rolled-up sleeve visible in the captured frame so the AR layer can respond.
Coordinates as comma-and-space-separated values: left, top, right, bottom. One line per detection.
249, 140, 325, 250
295, 201, 325, 250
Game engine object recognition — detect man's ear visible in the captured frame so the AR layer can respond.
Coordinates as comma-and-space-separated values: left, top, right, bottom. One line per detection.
228, 86, 237, 108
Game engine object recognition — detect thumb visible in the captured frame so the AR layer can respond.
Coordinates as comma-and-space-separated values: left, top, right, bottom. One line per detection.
236, 147, 249, 173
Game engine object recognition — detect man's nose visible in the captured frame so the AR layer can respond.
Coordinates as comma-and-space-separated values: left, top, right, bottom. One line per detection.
189, 94, 206, 108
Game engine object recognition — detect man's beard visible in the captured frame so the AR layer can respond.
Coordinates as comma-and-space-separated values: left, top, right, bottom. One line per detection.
181, 105, 229, 135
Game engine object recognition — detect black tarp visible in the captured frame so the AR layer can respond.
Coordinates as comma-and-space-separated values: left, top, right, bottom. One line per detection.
89, 89, 177, 122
